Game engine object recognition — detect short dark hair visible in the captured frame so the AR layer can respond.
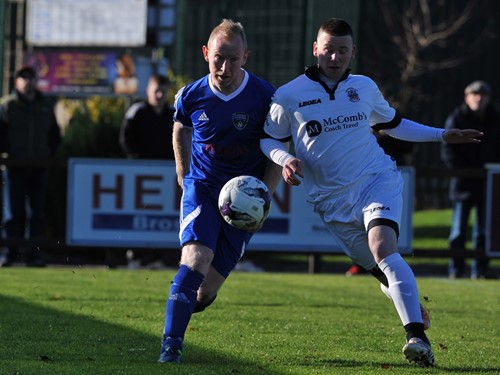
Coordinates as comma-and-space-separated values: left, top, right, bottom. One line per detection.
318, 18, 354, 39
149, 74, 170, 86
15, 65, 37, 79
464, 80, 491, 95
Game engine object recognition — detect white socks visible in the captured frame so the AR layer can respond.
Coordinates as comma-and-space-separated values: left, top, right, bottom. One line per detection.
378, 253, 422, 325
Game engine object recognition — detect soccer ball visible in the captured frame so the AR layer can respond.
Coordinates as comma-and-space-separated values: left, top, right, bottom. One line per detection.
218, 175, 272, 230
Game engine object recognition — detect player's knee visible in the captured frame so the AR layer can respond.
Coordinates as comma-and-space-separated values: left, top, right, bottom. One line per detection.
180, 242, 214, 271
193, 294, 217, 313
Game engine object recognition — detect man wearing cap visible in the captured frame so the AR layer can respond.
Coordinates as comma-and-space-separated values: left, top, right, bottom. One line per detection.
0, 66, 61, 267
441, 80, 500, 279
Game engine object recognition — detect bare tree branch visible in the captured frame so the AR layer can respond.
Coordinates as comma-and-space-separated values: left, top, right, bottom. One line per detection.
372, 0, 496, 110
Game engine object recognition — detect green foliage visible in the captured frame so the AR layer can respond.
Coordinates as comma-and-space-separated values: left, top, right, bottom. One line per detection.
56, 70, 192, 159
58, 96, 127, 158
1, 269, 499, 374
166, 69, 192, 104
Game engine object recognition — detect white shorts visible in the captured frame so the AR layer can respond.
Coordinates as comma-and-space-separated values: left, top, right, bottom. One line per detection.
313, 168, 404, 270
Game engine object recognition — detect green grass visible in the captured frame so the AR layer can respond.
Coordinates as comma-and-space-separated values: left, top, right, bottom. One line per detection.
1, 268, 499, 374
413, 209, 453, 249
407, 209, 500, 271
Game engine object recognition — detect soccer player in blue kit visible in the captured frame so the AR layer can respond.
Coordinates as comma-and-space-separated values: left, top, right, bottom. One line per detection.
260, 18, 483, 367
158, 19, 282, 363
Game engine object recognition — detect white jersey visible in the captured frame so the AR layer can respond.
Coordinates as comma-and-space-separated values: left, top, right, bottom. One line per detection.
264, 68, 398, 202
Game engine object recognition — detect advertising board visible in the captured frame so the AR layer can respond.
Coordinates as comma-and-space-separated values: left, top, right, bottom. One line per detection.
67, 158, 414, 253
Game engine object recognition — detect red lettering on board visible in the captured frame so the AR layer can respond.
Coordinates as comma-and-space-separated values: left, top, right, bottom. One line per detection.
135, 175, 163, 210
92, 174, 124, 209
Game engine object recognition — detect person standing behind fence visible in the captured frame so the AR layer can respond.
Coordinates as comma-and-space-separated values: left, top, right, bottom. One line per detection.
441, 80, 500, 279
119, 74, 175, 268
0, 66, 61, 267
120, 74, 175, 160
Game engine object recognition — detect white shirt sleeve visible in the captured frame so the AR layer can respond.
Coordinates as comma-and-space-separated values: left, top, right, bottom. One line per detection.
369, 80, 397, 125
260, 138, 293, 167
264, 94, 293, 140
384, 118, 445, 142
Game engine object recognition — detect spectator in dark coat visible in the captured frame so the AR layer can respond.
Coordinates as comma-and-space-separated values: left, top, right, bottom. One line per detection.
0, 66, 61, 266
119, 74, 175, 160
441, 80, 500, 279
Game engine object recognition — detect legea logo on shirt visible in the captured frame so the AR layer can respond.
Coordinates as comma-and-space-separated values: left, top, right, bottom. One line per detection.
306, 120, 322, 137
299, 98, 322, 107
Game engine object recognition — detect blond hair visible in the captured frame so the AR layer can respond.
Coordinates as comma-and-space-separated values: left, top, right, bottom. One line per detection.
207, 18, 248, 49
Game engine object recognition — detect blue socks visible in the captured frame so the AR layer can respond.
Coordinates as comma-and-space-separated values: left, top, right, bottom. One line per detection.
164, 265, 204, 338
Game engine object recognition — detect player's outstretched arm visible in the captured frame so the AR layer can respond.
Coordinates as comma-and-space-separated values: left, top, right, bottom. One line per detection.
442, 128, 483, 144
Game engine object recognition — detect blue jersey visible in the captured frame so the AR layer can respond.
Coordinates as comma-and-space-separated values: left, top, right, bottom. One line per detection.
174, 70, 275, 195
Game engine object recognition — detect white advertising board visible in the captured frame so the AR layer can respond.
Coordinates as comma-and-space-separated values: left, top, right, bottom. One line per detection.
66, 158, 414, 253
26, 0, 147, 46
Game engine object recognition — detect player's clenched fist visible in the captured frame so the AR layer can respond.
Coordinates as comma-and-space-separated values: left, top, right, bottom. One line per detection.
283, 158, 303, 186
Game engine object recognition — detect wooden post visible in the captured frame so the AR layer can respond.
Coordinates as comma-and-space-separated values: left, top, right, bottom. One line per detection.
308, 254, 321, 274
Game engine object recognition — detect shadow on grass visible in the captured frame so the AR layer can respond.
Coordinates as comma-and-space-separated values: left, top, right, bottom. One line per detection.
2, 293, 499, 374
0, 295, 283, 375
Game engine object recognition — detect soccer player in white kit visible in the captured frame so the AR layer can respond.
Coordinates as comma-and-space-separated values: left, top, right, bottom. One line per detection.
260, 18, 483, 367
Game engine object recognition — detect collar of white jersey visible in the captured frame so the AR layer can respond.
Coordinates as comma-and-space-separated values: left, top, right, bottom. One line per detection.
304, 65, 350, 82
304, 65, 351, 100
208, 69, 249, 102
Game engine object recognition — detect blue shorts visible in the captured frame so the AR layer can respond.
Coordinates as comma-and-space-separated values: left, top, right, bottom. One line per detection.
179, 178, 252, 278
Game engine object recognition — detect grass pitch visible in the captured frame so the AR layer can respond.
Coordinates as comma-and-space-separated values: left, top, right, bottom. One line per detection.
1, 268, 499, 374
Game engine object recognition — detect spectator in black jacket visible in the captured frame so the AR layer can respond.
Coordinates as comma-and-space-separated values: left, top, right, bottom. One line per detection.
119, 74, 176, 268
120, 74, 175, 160
0, 66, 61, 266
441, 80, 500, 279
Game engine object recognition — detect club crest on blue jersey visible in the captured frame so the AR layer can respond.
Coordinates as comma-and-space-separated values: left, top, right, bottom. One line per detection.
346, 87, 360, 102
232, 112, 249, 130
